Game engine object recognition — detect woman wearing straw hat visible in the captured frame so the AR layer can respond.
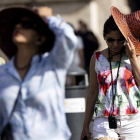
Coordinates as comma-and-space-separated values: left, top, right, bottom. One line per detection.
0, 6, 77, 140
80, 6, 140, 140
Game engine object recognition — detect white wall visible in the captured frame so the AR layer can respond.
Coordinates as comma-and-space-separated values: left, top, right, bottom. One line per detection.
59, 3, 91, 30
90, 0, 130, 51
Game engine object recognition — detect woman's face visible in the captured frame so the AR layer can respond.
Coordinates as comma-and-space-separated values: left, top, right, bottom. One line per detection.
104, 30, 125, 54
12, 17, 40, 46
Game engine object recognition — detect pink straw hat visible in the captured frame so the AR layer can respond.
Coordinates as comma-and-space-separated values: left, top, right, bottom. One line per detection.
111, 6, 140, 55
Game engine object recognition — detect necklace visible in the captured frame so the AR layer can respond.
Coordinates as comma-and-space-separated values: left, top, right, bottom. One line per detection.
14, 57, 31, 70
108, 48, 122, 114
108, 46, 125, 61
108, 51, 122, 61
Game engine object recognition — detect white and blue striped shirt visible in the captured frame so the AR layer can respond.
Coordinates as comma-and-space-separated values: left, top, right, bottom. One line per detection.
0, 16, 77, 140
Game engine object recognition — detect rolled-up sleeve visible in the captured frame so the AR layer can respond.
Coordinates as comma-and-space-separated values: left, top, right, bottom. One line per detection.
47, 16, 78, 69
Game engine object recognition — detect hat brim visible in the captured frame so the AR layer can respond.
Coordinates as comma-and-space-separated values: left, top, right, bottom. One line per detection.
0, 6, 54, 59
111, 6, 140, 55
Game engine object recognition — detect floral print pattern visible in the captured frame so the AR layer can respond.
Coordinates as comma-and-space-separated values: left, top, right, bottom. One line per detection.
93, 52, 140, 118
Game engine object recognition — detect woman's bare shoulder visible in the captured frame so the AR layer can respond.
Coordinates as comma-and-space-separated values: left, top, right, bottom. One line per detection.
100, 48, 108, 59
93, 48, 108, 60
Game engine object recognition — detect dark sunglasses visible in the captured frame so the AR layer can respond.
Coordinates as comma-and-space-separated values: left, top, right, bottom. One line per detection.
12, 20, 39, 30
106, 38, 125, 43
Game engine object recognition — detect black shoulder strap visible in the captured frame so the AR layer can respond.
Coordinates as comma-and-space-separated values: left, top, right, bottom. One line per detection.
2, 87, 21, 133
8, 88, 21, 122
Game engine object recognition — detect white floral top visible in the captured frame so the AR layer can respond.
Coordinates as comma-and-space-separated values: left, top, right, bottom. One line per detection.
93, 52, 140, 118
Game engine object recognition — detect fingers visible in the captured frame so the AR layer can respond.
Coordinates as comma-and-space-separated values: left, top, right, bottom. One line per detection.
37, 7, 53, 18
127, 37, 135, 49
80, 132, 92, 140
87, 132, 92, 140
125, 37, 136, 57
89, 132, 92, 140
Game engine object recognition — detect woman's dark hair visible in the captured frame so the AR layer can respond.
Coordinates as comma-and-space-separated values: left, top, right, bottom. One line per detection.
103, 15, 120, 37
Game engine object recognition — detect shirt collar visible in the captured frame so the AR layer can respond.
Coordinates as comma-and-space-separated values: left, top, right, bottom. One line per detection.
4, 52, 49, 71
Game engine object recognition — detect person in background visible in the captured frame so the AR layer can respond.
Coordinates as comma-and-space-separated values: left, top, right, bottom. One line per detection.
66, 23, 85, 86
0, 6, 77, 140
77, 20, 99, 76
80, 7, 140, 140
73, 34, 85, 69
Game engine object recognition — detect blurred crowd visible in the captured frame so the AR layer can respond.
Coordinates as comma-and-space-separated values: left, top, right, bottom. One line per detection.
66, 20, 99, 86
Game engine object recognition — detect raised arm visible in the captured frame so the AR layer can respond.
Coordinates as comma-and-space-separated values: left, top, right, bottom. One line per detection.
47, 16, 77, 69
80, 54, 99, 140
37, 7, 77, 69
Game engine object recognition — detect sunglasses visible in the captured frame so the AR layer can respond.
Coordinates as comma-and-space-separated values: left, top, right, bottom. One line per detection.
106, 38, 125, 43
12, 19, 39, 30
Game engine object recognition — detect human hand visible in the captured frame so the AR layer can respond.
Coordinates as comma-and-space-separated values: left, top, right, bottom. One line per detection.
36, 7, 53, 18
125, 37, 136, 59
80, 127, 91, 140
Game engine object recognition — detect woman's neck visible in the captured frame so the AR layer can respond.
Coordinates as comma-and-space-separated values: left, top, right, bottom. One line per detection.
14, 44, 40, 80
108, 48, 125, 62
15, 44, 39, 69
